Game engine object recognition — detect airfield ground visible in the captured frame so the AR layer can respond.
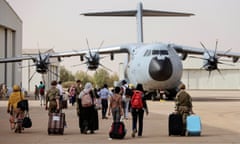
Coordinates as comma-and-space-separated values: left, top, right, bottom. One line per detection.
0, 90, 240, 144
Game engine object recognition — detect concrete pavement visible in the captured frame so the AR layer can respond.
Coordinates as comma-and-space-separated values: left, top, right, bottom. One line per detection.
0, 90, 240, 144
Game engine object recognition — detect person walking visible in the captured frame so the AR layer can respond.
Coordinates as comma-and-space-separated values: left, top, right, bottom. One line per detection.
78, 82, 98, 134
57, 81, 64, 102
130, 83, 149, 137
34, 85, 39, 100
38, 81, 45, 106
108, 86, 123, 122
174, 83, 194, 136
98, 84, 110, 119
68, 84, 76, 106
7, 85, 25, 133
121, 80, 131, 119
45, 80, 60, 113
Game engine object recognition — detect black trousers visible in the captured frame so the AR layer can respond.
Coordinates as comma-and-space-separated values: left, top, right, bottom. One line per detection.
101, 99, 108, 118
131, 108, 144, 136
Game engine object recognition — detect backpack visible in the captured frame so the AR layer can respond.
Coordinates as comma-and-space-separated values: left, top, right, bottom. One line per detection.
131, 90, 143, 109
81, 92, 93, 107
39, 88, 45, 95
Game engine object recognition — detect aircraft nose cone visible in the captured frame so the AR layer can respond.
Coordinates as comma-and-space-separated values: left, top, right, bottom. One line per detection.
149, 57, 173, 81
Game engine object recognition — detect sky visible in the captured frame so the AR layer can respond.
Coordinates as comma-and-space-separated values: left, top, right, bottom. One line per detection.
6, 0, 240, 74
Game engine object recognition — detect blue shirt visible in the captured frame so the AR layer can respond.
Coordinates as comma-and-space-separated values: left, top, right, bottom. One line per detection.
98, 88, 110, 99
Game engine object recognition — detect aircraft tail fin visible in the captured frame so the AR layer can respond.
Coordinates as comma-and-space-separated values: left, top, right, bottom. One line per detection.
81, 10, 194, 17
81, 2, 194, 44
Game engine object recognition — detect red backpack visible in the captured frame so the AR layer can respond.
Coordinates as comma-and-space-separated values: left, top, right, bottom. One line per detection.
131, 90, 143, 109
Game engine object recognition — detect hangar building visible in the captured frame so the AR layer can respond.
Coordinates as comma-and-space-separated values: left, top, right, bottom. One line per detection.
0, 0, 22, 88
182, 57, 240, 90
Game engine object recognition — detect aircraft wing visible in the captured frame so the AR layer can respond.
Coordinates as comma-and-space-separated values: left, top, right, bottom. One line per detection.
0, 45, 129, 63
0, 55, 34, 63
50, 45, 130, 58
172, 44, 240, 62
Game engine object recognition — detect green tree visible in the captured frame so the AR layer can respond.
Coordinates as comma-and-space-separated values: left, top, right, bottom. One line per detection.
108, 72, 119, 87
93, 68, 112, 88
75, 70, 94, 86
59, 66, 75, 82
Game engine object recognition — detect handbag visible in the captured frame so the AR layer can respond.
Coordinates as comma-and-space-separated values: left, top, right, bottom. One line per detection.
22, 113, 32, 128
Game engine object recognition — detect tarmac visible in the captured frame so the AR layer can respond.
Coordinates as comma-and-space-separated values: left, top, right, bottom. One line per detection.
0, 90, 240, 144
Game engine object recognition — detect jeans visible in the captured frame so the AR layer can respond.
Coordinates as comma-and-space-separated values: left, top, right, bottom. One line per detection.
111, 107, 121, 122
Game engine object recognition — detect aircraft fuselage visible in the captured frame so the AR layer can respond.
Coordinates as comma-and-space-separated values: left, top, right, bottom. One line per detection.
125, 43, 183, 91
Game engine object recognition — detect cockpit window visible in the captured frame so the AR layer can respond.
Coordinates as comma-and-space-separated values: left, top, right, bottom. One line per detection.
144, 50, 151, 56
152, 50, 168, 55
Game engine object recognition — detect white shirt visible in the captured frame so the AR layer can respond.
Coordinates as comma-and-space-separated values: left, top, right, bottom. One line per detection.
57, 84, 63, 95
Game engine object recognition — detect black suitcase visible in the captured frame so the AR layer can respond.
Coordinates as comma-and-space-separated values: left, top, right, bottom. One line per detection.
168, 113, 183, 136
48, 113, 65, 135
109, 122, 126, 139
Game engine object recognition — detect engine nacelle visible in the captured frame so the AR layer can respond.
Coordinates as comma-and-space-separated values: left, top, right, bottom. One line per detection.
232, 57, 239, 63
179, 52, 188, 60
110, 53, 114, 60
80, 55, 84, 61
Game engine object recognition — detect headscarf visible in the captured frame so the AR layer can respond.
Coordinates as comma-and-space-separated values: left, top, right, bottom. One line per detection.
79, 82, 92, 98
13, 85, 21, 92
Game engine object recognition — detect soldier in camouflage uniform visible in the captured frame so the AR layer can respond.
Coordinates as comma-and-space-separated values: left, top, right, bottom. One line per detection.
45, 80, 60, 113
175, 84, 194, 136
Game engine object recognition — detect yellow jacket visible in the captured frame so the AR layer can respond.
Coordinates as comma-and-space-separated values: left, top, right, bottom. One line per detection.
7, 85, 25, 110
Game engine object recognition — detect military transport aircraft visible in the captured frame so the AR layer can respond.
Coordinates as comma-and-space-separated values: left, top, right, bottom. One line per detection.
74, 2, 240, 99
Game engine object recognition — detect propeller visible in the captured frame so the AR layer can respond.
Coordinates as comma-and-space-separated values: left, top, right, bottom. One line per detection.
72, 39, 112, 72
190, 40, 233, 78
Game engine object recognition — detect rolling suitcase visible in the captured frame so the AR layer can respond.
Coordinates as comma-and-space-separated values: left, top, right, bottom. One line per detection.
186, 115, 201, 136
168, 113, 183, 136
109, 121, 126, 139
48, 112, 65, 135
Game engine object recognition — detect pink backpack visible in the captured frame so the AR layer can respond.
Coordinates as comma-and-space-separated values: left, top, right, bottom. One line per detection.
81, 92, 93, 107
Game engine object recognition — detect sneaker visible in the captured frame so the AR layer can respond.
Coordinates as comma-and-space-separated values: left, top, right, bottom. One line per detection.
131, 129, 137, 138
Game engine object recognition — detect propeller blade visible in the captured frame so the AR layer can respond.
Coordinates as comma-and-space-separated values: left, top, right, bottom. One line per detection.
208, 71, 211, 79
189, 56, 209, 61
217, 61, 234, 66
200, 41, 211, 57
19, 64, 36, 69
28, 71, 37, 82
99, 63, 113, 72
86, 38, 93, 58
71, 62, 87, 67
223, 48, 232, 56
217, 68, 225, 80
39, 50, 42, 61
43, 54, 50, 62
97, 40, 104, 52
48, 69, 59, 78
214, 39, 218, 56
